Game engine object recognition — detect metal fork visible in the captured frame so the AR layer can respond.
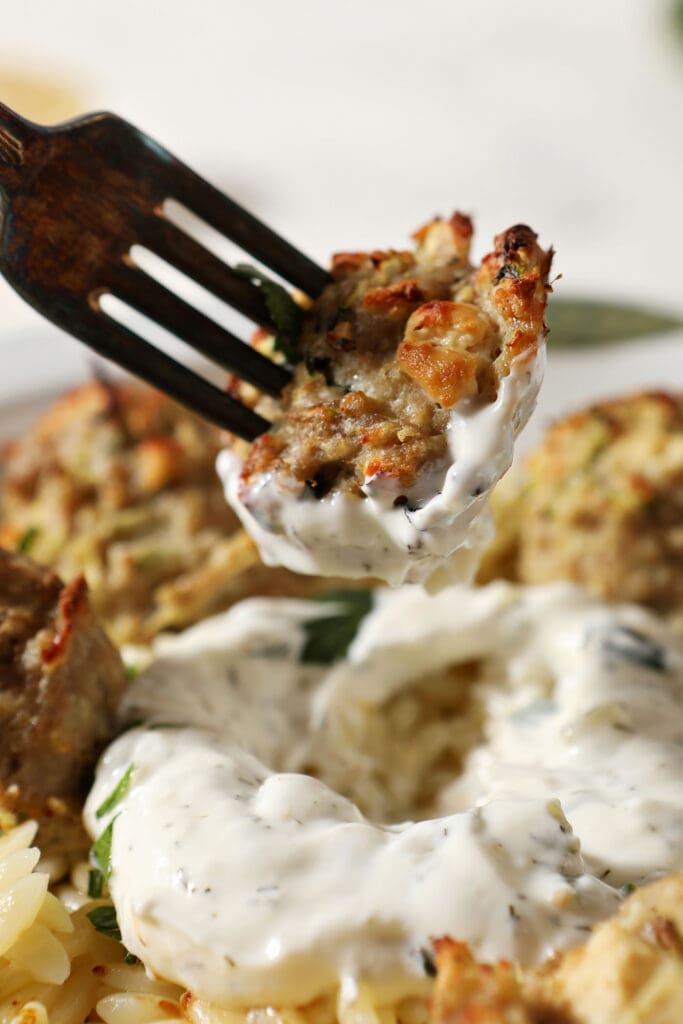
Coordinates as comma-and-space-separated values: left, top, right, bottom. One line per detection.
0, 103, 330, 439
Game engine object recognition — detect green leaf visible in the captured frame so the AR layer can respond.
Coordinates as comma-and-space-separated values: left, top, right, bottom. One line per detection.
547, 298, 683, 348
672, 0, 683, 49
300, 590, 374, 664
86, 904, 138, 962
271, 333, 302, 365
96, 764, 134, 820
234, 263, 303, 361
18, 526, 39, 554
86, 904, 121, 941
124, 664, 140, 682
92, 818, 117, 882
87, 868, 104, 899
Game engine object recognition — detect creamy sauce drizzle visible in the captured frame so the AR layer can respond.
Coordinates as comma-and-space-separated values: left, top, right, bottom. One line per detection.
85, 582, 683, 1006
217, 354, 544, 587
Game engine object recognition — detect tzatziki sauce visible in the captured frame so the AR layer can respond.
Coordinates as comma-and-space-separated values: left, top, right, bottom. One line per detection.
217, 353, 544, 588
84, 581, 683, 1007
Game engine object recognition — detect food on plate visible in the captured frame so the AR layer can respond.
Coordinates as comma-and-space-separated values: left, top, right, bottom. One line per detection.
515, 390, 683, 617
219, 216, 553, 586
432, 872, 683, 1022
81, 579, 683, 1008
0, 379, 352, 645
3, 826, 683, 1024
0, 820, 76, 990
0, 548, 125, 859
0, 209, 679, 1024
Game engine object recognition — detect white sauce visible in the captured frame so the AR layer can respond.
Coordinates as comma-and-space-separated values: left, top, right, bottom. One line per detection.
217, 353, 544, 587
85, 582, 683, 1007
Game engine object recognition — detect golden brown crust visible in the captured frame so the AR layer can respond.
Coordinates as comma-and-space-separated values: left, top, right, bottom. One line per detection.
429, 875, 683, 1024
431, 940, 537, 1023
397, 301, 499, 408
473, 225, 554, 374
236, 215, 552, 508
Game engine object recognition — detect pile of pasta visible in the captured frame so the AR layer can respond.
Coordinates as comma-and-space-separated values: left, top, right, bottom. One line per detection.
0, 823, 182, 1024
3, 818, 683, 1024
0, 822, 431, 1024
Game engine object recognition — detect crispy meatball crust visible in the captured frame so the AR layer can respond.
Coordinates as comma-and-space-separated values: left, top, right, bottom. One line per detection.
237, 216, 553, 503
430, 873, 683, 1023
517, 391, 683, 616
0, 548, 126, 850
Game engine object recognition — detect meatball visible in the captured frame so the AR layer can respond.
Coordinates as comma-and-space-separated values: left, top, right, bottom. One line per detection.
0, 548, 126, 853
517, 391, 683, 617
220, 215, 553, 586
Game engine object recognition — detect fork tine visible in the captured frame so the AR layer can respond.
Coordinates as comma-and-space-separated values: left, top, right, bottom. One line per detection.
166, 164, 330, 298
70, 306, 270, 439
139, 214, 277, 330
113, 262, 291, 397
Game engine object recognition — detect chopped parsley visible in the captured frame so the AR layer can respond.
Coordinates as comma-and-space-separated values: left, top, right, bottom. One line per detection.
92, 818, 117, 882
600, 626, 668, 673
86, 904, 139, 963
87, 904, 121, 941
88, 868, 104, 899
234, 264, 303, 362
300, 590, 373, 664
124, 664, 140, 682
96, 764, 135, 820
18, 526, 39, 554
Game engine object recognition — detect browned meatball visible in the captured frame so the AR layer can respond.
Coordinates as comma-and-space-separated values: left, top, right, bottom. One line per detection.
235, 217, 553, 503
0, 548, 126, 852
517, 391, 683, 617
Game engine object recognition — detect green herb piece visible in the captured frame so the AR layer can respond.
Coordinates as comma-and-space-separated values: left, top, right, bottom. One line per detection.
96, 765, 135, 820
86, 904, 139, 962
301, 590, 373, 664
92, 818, 116, 882
234, 264, 303, 361
547, 298, 683, 348
86, 904, 121, 941
124, 664, 140, 682
87, 868, 104, 899
620, 881, 637, 898
673, 0, 683, 49
601, 626, 667, 673
18, 526, 39, 554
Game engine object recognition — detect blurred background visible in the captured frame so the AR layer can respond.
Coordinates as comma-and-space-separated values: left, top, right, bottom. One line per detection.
1, 0, 682, 440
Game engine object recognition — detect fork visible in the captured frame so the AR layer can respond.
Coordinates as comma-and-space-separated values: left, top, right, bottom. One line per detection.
0, 103, 330, 439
